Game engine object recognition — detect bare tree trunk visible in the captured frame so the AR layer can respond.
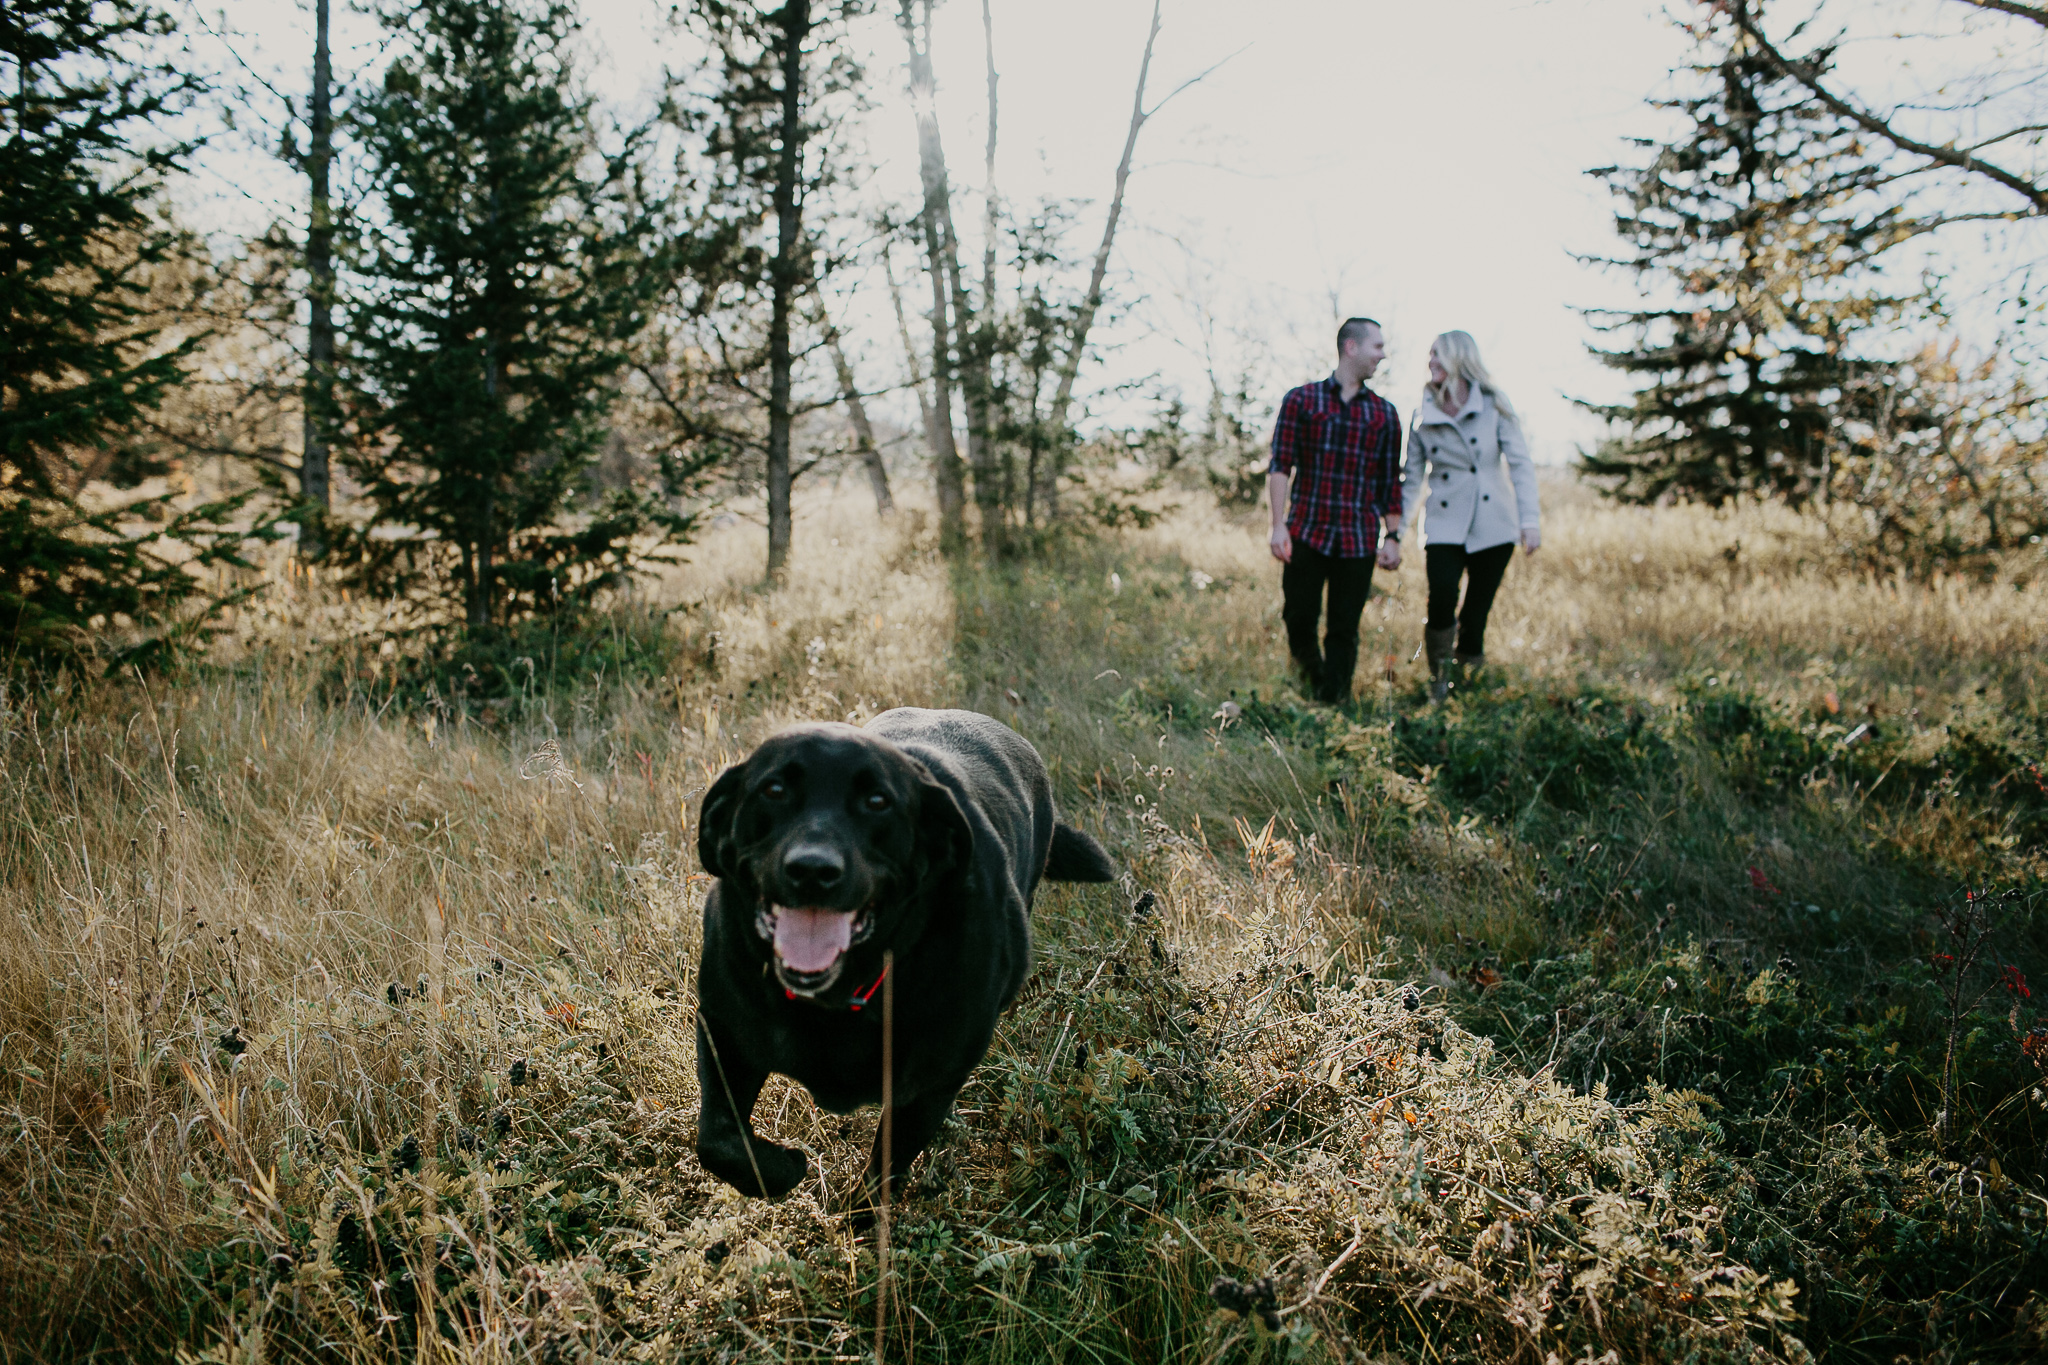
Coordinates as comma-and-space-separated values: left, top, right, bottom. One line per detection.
948, 209, 1000, 548
766, 0, 812, 577
897, 0, 968, 552
300, 0, 334, 558
977, 0, 1014, 535
818, 292, 894, 515
980, 0, 1000, 310
474, 335, 499, 626
1043, 0, 1162, 517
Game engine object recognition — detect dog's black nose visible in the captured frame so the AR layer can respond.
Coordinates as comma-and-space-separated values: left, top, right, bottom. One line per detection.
782, 845, 845, 893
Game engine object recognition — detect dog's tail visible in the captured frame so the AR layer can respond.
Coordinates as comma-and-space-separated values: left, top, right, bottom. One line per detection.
1046, 823, 1117, 883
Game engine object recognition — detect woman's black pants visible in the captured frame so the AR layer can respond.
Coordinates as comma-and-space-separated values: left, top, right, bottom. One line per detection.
1425, 541, 1515, 657
1281, 543, 1375, 703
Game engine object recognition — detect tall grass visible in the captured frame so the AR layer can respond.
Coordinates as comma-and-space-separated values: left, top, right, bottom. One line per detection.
0, 482, 2040, 1362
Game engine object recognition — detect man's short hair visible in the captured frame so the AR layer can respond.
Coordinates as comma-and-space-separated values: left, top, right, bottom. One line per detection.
1337, 317, 1381, 356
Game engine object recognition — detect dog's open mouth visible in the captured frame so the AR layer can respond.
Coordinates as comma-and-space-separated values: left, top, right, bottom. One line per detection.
766, 903, 877, 995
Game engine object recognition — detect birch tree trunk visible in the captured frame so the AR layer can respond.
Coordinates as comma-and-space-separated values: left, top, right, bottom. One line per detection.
976, 0, 1012, 535
896, 0, 967, 551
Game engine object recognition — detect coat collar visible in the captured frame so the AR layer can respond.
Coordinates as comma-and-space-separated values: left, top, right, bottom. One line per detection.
1414, 382, 1487, 427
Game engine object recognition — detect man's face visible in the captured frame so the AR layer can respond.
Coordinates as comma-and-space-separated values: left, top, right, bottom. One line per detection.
1342, 325, 1386, 379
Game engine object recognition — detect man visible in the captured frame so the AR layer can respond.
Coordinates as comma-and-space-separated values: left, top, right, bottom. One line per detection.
1267, 317, 1404, 704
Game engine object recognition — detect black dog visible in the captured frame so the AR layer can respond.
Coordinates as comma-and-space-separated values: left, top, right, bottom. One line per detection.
692, 707, 1115, 1205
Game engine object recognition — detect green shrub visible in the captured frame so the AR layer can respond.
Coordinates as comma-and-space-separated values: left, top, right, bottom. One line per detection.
1392, 681, 1672, 819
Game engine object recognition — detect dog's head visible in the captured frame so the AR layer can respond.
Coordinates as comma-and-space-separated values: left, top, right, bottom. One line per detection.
697, 723, 970, 998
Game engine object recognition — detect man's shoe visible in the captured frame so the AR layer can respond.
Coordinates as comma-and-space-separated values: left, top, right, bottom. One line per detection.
1424, 626, 1458, 704
1317, 646, 1358, 706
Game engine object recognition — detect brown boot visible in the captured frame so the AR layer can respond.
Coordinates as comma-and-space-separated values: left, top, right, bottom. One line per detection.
1424, 626, 1458, 703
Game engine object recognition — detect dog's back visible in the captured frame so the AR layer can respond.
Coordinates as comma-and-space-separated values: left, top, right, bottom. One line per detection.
866, 707, 1115, 890
867, 707, 1052, 896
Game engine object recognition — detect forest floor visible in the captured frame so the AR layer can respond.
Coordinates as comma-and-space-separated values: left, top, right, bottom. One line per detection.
2, 479, 2044, 1363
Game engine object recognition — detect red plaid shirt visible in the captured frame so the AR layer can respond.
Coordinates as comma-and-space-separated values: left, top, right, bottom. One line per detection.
1268, 375, 1404, 558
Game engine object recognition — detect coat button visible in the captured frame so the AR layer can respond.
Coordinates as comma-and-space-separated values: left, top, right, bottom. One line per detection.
1440, 500, 1448, 508
1483, 494, 1490, 501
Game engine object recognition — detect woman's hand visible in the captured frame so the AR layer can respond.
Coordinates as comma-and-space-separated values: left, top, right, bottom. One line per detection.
1521, 528, 1541, 555
1376, 538, 1402, 571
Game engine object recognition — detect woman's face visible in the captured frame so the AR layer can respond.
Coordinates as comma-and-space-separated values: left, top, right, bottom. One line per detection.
1428, 347, 1448, 388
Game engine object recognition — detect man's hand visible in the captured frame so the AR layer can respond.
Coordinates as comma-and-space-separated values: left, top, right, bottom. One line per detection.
1521, 527, 1541, 556
1376, 538, 1402, 571
1267, 470, 1293, 562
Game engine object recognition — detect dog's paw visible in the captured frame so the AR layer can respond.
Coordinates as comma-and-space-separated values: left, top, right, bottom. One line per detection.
699, 1136, 808, 1199
835, 1171, 898, 1232
750, 1142, 809, 1199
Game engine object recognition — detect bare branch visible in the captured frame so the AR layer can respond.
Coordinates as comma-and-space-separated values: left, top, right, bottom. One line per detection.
1051, 0, 1163, 433
1732, 1, 2048, 215
882, 242, 937, 442
1954, 0, 2048, 29
1144, 41, 1250, 119
139, 423, 303, 476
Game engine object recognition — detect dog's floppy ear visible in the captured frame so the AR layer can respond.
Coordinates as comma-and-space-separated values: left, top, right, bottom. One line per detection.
697, 762, 748, 879
915, 771, 972, 880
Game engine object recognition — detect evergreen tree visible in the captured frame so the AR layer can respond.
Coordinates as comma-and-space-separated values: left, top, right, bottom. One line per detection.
1581, 9, 1918, 505
339, 0, 680, 628
1, 0, 265, 667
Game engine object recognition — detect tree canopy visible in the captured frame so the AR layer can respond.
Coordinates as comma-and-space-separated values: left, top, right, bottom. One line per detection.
1, 0, 267, 667
336, 0, 683, 628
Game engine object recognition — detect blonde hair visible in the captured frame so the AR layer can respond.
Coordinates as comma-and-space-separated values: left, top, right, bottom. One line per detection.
1426, 330, 1519, 423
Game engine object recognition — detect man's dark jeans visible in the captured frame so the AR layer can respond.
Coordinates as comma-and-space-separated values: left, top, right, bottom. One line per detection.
1281, 542, 1375, 704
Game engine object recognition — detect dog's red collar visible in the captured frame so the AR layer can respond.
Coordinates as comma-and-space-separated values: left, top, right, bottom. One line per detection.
784, 960, 890, 1011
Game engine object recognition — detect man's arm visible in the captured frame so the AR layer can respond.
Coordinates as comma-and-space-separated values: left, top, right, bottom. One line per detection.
1267, 386, 1303, 562
1375, 403, 1405, 569
1268, 470, 1293, 562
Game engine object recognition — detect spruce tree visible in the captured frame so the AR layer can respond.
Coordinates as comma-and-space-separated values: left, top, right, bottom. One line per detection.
340, 0, 678, 628
1, 0, 264, 667
1581, 11, 1916, 506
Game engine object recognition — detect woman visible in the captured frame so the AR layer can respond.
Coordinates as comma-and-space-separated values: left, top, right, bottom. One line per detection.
1401, 331, 1541, 701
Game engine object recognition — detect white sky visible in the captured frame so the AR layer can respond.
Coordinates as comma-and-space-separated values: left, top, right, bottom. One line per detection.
177, 1, 1764, 461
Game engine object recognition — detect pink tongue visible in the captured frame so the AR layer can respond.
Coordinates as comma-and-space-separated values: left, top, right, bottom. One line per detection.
774, 906, 855, 974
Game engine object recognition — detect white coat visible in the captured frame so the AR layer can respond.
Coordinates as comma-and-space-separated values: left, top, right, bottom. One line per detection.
1402, 385, 1541, 550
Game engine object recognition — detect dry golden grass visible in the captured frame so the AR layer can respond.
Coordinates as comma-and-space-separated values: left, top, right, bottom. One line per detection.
0, 479, 2038, 1362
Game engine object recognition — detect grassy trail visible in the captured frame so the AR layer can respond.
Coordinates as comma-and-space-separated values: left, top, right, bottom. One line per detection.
0, 488, 2042, 1362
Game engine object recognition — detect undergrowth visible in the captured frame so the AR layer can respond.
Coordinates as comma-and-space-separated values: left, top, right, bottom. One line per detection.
0, 491, 2043, 1362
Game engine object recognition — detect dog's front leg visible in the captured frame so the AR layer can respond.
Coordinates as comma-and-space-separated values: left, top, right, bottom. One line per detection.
694, 1012, 808, 1198
854, 1084, 958, 1216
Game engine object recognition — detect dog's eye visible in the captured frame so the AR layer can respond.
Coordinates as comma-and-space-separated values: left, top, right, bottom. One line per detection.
763, 779, 789, 800
863, 793, 891, 814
